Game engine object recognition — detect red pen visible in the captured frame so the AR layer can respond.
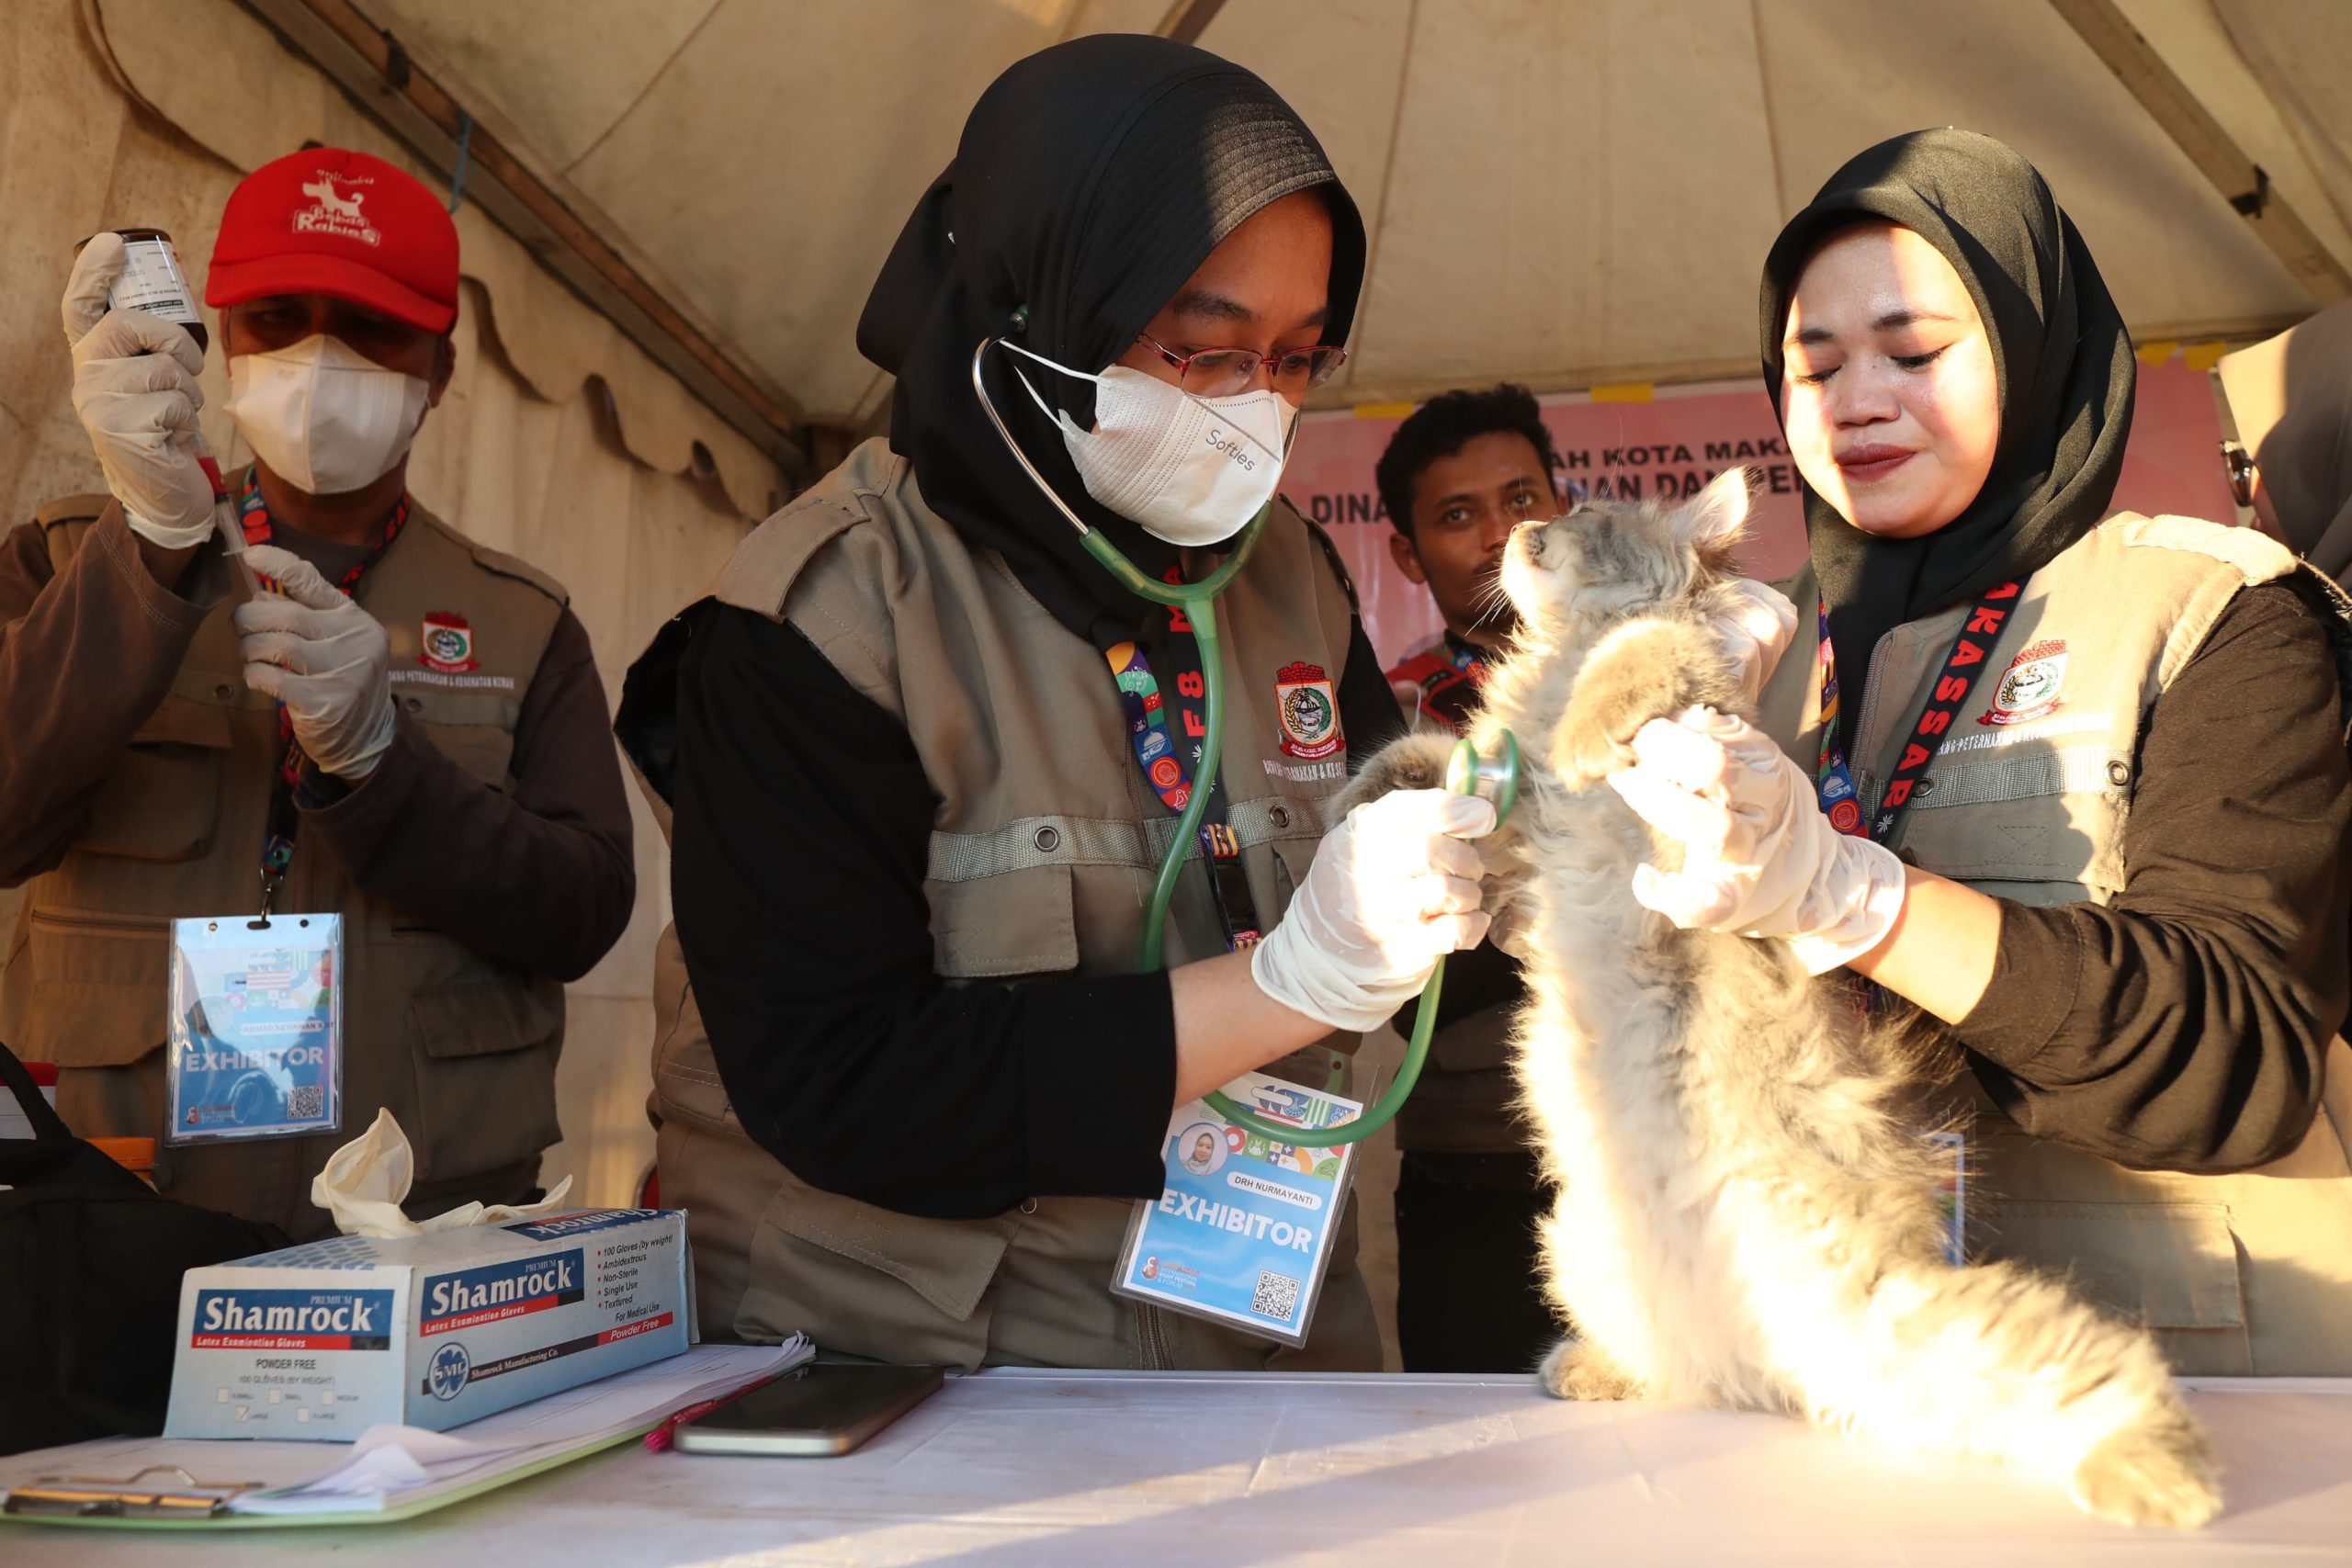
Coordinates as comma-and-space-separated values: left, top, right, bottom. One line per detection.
644, 1377, 778, 1451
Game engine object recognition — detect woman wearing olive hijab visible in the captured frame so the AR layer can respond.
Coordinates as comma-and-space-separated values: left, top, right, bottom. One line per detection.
1611, 130, 2352, 1375
617, 37, 1506, 1371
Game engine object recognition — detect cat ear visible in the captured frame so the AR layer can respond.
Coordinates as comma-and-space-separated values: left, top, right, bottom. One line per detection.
1676, 466, 1754, 570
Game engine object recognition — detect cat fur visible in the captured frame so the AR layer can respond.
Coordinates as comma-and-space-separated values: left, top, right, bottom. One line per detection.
1342, 468, 2220, 1529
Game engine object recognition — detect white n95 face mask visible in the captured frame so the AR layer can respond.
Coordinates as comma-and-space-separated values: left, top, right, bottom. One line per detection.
224, 334, 431, 496
1000, 340, 1298, 547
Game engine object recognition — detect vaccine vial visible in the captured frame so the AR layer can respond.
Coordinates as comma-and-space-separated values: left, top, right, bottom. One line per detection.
73, 227, 233, 516
79, 227, 208, 354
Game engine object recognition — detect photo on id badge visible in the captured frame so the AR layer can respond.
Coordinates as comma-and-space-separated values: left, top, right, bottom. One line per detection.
165, 914, 345, 1144
1114, 1070, 1362, 1348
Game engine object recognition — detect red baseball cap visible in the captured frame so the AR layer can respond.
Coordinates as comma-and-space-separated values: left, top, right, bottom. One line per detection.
205, 148, 458, 333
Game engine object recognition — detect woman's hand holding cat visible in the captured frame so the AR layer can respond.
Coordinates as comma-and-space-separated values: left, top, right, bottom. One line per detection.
1250, 790, 1496, 1032
1607, 706, 1905, 975
1712, 579, 1800, 705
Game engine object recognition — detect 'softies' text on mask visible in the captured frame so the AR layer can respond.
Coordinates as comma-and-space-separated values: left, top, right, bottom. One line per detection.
1001, 341, 1298, 547
224, 334, 430, 497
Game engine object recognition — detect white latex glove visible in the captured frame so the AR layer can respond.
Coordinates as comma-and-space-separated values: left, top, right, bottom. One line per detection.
1713, 578, 1800, 706
1251, 789, 1496, 1032
1607, 706, 1905, 976
313, 1108, 573, 1238
233, 543, 397, 779
62, 231, 217, 548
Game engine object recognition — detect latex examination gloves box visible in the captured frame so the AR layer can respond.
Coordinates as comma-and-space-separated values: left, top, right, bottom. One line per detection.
164, 1209, 695, 1439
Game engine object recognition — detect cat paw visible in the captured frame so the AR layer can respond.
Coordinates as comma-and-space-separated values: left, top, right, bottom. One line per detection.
1549, 618, 1744, 791
1536, 1337, 1642, 1402
1549, 708, 1641, 792
1336, 732, 1458, 814
2070, 1415, 2223, 1529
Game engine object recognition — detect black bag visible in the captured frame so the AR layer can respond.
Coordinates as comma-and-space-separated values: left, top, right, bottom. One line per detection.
0, 1042, 288, 1456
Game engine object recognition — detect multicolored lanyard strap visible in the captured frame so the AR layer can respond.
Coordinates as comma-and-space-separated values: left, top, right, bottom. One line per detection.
239, 470, 412, 915
1814, 581, 2020, 846
1104, 568, 1266, 953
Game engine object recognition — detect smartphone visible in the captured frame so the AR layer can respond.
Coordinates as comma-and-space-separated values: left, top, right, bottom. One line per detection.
673, 1362, 944, 1457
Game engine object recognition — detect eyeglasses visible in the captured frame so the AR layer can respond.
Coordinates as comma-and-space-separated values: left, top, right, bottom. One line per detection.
2222, 439, 2258, 510
1136, 331, 1348, 399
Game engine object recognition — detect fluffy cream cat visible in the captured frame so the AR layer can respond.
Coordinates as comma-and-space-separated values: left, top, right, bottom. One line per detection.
1346, 468, 2220, 1529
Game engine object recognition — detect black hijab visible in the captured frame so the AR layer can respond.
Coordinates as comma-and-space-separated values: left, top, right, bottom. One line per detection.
856, 35, 1367, 646
1758, 130, 2136, 754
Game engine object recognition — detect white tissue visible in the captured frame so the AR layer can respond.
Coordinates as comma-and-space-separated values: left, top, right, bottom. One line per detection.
311, 1108, 573, 1238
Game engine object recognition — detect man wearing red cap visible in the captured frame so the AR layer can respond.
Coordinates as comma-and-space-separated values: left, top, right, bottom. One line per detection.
0, 149, 636, 1237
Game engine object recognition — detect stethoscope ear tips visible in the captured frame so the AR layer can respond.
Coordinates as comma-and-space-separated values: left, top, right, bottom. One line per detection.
1009, 304, 1031, 334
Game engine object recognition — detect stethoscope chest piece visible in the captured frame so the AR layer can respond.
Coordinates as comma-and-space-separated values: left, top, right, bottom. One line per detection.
1445, 730, 1520, 828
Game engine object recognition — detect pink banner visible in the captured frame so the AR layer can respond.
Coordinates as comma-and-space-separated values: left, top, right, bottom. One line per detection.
1280, 360, 2233, 666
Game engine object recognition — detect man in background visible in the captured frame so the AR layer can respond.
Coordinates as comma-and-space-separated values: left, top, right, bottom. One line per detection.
1370, 384, 1563, 1371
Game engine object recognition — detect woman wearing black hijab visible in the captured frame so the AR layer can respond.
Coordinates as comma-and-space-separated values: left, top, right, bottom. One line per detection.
1613, 130, 2352, 1374
617, 37, 1498, 1371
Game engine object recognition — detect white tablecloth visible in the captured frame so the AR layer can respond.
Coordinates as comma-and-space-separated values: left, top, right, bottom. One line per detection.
11, 1371, 2350, 1564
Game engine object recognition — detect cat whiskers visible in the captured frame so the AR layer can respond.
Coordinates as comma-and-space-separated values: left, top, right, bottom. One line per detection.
1469, 570, 1518, 629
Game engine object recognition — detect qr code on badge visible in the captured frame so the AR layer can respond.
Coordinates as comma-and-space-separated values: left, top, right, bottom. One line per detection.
287, 1084, 324, 1122
1250, 1269, 1301, 1323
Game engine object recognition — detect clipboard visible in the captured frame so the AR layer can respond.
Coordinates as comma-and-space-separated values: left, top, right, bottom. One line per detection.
5, 1465, 259, 1519
0, 1339, 807, 1531
0, 1423, 650, 1530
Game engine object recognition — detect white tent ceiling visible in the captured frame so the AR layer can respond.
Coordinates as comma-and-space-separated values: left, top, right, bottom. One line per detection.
322, 0, 2352, 432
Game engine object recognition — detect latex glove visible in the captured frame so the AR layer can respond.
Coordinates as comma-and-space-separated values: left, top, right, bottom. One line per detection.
313, 1108, 573, 1237
62, 231, 216, 548
1713, 578, 1799, 706
1607, 706, 1905, 975
1251, 789, 1495, 1032
234, 543, 397, 778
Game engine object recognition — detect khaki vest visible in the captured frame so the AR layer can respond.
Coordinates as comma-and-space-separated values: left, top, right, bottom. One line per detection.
1759, 513, 2352, 1374
648, 439, 1382, 1371
0, 496, 571, 1237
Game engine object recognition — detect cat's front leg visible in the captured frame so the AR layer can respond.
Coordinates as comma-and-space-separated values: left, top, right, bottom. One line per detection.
1334, 731, 1459, 816
1549, 618, 1747, 790
1537, 1337, 1644, 1401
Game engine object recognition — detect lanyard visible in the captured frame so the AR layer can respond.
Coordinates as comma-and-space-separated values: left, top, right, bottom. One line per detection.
238, 471, 412, 915
1814, 581, 2020, 846
1105, 568, 1265, 953
1426, 636, 1487, 729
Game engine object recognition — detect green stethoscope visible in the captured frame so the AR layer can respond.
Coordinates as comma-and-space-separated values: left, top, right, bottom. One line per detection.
972, 336, 1519, 1148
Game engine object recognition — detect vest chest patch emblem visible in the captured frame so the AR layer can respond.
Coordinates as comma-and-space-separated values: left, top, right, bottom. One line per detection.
1274, 661, 1343, 760
1980, 638, 2066, 727
420, 612, 478, 674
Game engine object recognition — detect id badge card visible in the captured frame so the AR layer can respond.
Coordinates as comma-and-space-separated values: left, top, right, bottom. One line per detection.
1113, 1069, 1363, 1348
1927, 1128, 1967, 1265
164, 914, 344, 1145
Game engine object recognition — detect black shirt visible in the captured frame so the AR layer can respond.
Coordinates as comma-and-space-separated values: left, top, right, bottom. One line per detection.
1956, 581, 2351, 1171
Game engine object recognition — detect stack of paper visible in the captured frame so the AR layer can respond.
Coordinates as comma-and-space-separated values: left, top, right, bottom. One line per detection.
0, 1338, 808, 1522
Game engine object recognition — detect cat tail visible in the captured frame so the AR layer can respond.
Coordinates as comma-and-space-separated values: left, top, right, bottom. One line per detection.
1774, 1253, 2221, 1529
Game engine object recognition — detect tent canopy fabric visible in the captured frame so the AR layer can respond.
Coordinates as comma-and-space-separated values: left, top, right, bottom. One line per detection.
326, 0, 2352, 430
